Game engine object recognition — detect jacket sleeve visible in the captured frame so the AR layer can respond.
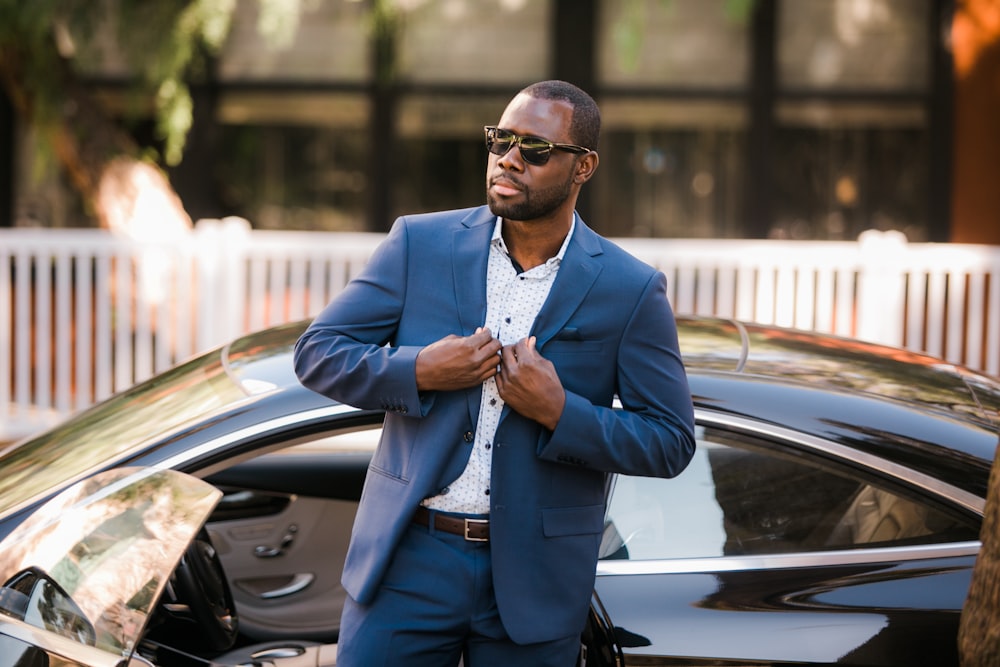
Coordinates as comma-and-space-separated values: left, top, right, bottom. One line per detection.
293, 218, 426, 415
538, 270, 696, 479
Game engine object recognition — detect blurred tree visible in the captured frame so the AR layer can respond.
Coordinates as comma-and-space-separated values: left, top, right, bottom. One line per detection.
959, 434, 1000, 666
950, 0, 1000, 244
0, 0, 298, 231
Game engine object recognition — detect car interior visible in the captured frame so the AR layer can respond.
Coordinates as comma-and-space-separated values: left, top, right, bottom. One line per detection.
598, 426, 979, 563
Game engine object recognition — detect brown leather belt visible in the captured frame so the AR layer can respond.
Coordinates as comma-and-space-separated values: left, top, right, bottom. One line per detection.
413, 506, 489, 542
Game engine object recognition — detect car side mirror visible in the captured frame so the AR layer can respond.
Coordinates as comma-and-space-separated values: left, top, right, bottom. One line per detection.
0, 567, 96, 647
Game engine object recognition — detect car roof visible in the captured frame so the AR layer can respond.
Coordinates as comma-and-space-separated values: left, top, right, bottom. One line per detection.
676, 317, 999, 496
677, 317, 1000, 431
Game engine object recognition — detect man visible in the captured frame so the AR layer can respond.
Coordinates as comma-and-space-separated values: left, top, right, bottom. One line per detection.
294, 80, 696, 666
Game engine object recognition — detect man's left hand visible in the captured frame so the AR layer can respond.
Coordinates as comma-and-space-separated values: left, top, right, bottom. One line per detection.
496, 336, 565, 431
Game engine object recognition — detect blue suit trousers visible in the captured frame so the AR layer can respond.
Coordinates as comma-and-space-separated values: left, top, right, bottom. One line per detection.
336, 510, 583, 667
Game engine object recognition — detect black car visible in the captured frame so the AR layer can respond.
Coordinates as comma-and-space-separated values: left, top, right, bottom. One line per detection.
0, 316, 996, 666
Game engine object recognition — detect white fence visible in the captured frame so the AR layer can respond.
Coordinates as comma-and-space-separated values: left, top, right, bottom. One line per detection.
3, 217, 999, 442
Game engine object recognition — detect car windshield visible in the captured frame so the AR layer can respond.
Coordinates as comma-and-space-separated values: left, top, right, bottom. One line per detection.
0, 348, 243, 517
0, 324, 305, 519
0, 468, 220, 659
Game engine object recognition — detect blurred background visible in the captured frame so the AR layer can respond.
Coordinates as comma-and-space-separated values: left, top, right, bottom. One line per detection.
3, 0, 1000, 441
2, 0, 998, 243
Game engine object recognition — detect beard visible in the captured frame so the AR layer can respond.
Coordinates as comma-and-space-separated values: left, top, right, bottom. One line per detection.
487, 171, 575, 221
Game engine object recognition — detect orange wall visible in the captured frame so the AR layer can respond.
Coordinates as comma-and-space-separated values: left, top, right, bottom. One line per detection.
951, 0, 1000, 244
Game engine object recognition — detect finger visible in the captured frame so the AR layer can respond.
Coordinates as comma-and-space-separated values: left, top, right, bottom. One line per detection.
477, 339, 502, 363
502, 344, 518, 366
510, 338, 534, 362
481, 352, 501, 373
471, 328, 499, 348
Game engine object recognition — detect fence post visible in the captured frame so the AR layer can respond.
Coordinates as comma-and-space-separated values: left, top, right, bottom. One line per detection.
194, 217, 252, 350
856, 229, 908, 347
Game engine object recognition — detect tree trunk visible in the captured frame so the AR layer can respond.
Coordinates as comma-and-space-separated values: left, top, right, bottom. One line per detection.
958, 434, 1000, 665
951, 0, 1000, 244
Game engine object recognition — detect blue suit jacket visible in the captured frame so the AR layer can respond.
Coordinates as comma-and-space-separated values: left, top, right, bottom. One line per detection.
294, 206, 695, 644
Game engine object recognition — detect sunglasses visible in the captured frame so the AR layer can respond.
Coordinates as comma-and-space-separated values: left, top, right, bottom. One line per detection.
484, 126, 591, 166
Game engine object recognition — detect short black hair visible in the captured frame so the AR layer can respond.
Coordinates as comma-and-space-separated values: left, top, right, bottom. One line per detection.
520, 80, 600, 151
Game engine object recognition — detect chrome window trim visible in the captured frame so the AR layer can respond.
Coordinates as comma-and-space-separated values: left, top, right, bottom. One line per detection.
596, 540, 981, 576
153, 403, 363, 472
693, 409, 986, 515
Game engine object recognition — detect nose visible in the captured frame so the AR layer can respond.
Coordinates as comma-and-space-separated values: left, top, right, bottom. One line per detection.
496, 141, 524, 171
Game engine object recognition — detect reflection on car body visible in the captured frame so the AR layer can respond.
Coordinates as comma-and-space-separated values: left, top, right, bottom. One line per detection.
0, 316, 996, 666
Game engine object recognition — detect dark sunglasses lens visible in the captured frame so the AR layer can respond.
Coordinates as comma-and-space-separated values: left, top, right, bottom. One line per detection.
486, 128, 513, 156
487, 139, 513, 156
485, 128, 552, 165
518, 138, 551, 165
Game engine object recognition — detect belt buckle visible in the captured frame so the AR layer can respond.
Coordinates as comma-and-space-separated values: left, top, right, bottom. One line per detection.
464, 518, 489, 542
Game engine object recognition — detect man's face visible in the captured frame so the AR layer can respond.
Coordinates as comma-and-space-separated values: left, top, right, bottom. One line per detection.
486, 94, 581, 222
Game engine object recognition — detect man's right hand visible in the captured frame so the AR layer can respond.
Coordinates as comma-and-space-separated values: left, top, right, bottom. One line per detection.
415, 328, 502, 391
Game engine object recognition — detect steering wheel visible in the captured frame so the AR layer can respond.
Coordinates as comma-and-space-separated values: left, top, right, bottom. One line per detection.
170, 528, 239, 651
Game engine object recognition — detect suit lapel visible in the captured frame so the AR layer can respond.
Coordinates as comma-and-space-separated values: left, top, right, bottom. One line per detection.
531, 220, 604, 348
452, 208, 495, 334
452, 208, 495, 426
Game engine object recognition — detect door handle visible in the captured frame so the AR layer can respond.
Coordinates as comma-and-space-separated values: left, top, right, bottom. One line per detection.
259, 573, 315, 599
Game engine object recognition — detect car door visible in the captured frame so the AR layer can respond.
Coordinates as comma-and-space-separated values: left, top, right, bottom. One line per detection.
205, 424, 380, 643
0, 467, 223, 667
593, 415, 982, 666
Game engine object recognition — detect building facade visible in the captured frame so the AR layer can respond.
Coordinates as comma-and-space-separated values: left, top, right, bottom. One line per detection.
4, 0, 998, 243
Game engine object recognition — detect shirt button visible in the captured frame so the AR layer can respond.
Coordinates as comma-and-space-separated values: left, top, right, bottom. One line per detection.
485, 443, 491, 450
485, 489, 490, 496
463, 431, 474, 443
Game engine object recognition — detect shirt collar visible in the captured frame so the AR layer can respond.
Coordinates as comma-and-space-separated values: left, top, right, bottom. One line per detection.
491, 214, 577, 268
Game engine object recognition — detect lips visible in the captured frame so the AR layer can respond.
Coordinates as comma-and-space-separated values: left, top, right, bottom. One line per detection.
490, 177, 522, 197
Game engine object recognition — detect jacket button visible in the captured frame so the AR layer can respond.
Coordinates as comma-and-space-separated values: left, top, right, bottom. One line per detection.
463, 431, 474, 443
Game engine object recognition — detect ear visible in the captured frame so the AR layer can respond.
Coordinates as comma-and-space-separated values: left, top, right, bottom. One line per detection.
573, 152, 599, 184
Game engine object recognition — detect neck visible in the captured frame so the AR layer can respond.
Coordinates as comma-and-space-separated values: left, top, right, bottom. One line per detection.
501, 214, 572, 271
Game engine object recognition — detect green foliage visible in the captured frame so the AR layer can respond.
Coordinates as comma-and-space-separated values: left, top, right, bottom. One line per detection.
611, 0, 755, 74
369, 0, 402, 86
116, 0, 238, 165
0, 0, 89, 121
724, 0, 755, 23
0, 0, 303, 168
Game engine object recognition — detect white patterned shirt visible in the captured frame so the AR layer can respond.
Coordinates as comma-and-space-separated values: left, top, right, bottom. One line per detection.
423, 216, 576, 514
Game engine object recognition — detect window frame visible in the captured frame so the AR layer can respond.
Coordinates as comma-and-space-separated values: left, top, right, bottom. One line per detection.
598, 409, 983, 576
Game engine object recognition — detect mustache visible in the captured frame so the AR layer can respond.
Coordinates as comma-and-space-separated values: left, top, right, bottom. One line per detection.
489, 175, 524, 189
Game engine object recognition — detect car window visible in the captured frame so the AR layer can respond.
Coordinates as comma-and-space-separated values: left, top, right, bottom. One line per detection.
600, 426, 980, 561
273, 427, 382, 455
